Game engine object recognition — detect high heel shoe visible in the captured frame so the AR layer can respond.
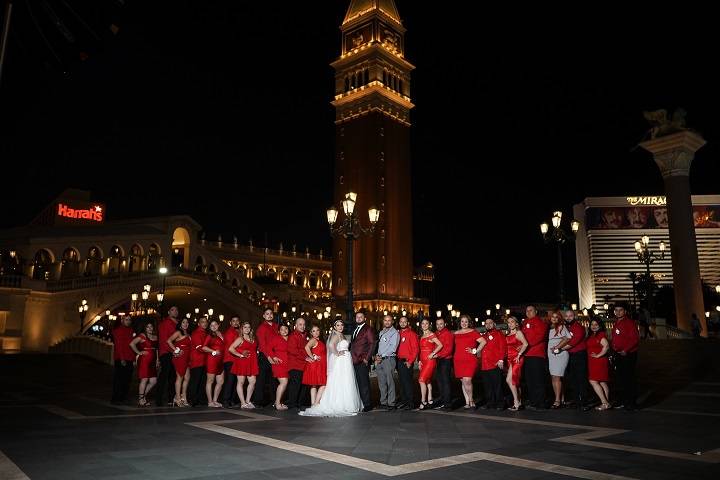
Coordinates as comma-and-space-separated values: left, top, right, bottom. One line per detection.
172, 397, 182, 407
418, 401, 429, 410
179, 397, 190, 407
138, 394, 148, 407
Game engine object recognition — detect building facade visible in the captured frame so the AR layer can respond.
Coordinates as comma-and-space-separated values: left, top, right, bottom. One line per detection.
574, 195, 720, 312
0, 190, 331, 352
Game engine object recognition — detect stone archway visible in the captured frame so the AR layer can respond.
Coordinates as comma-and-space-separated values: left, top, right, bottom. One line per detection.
172, 227, 191, 269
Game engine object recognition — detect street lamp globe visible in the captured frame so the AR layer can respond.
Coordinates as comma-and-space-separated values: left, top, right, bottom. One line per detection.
342, 197, 356, 216
435, 310, 442, 318
368, 206, 380, 224
551, 212, 562, 228
159, 267, 168, 275
326, 206, 339, 225
540, 222, 549, 235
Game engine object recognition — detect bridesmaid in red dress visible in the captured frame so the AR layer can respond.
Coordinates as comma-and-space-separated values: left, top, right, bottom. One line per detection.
201, 319, 225, 407
270, 325, 290, 410
302, 326, 327, 406
417, 318, 443, 410
504, 316, 528, 411
229, 321, 259, 409
453, 315, 482, 408
587, 319, 611, 410
130, 322, 158, 407
167, 317, 192, 407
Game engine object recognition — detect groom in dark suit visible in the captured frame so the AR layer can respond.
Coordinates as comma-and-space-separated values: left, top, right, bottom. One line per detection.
351, 311, 377, 412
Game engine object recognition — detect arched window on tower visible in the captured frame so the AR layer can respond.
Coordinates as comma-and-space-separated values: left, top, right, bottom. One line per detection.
382, 70, 387, 85
344, 76, 350, 92
364, 68, 369, 85
399, 79, 403, 94
352, 73, 357, 89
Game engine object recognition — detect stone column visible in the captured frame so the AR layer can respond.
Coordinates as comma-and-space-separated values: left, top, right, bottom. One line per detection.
640, 131, 707, 336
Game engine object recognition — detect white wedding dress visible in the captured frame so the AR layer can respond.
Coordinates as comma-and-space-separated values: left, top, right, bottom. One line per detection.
299, 332, 363, 417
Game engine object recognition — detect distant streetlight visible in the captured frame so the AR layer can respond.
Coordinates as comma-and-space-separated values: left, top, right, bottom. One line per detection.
78, 299, 88, 333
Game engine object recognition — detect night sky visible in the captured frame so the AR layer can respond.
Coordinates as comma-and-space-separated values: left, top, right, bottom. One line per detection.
2, 1, 719, 314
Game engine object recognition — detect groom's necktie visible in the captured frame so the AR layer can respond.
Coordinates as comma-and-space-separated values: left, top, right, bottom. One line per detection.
353, 325, 361, 341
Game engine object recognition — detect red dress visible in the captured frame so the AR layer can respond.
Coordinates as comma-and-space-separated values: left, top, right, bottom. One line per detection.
270, 335, 289, 379
418, 334, 438, 383
136, 334, 157, 379
203, 334, 225, 375
231, 337, 259, 376
587, 332, 609, 382
505, 331, 525, 386
453, 330, 481, 378
302, 341, 327, 386
171, 334, 192, 376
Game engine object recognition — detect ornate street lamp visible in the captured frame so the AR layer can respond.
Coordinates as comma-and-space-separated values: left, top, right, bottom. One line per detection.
326, 191, 380, 330
634, 235, 666, 315
540, 211, 580, 307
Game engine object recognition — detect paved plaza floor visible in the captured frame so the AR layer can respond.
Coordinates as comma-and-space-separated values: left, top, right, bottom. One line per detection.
1, 341, 719, 480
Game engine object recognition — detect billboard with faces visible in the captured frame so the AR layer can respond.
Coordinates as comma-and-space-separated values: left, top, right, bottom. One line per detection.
586, 205, 720, 229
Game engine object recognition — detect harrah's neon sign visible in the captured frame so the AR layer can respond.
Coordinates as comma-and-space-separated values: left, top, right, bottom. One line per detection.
626, 196, 667, 206
57, 203, 104, 222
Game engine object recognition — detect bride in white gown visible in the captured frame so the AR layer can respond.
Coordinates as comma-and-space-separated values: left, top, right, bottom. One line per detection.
299, 319, 363, 417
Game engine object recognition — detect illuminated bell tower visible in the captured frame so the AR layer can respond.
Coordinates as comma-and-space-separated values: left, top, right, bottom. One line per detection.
331, 0, 420, 319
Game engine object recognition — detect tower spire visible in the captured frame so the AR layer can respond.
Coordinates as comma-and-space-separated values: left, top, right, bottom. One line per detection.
343, 0, 402, 26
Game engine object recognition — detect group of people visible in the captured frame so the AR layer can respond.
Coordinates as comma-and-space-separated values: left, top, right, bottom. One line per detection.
111, 302, 640, 414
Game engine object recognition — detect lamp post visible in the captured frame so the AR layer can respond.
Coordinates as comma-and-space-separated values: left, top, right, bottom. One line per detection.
78, 299, 88, 333
130, 283, 163, 319
634, 235, 666, 315
326, 191, 380, 331
540, 211, 580, 307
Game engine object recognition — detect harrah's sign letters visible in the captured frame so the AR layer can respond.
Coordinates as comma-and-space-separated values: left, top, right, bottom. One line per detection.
56, 203, 105, 223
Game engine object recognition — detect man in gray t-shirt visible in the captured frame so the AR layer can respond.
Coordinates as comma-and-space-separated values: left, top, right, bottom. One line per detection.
374, 315, 400, 409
